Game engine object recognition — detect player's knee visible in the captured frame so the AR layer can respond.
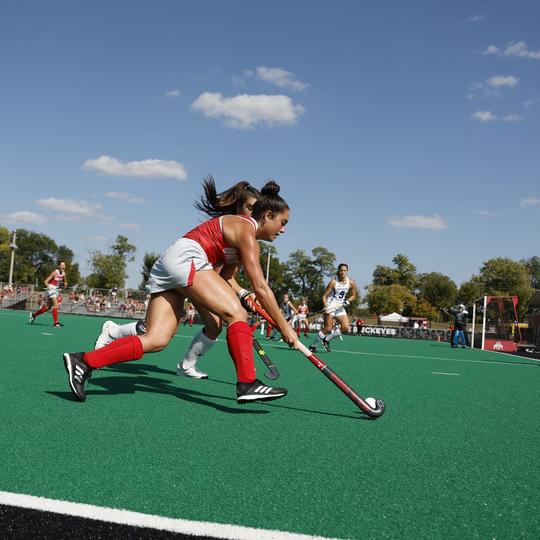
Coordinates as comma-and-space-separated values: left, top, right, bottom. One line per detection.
222, 303, 247, 324
143, 334, 170, 352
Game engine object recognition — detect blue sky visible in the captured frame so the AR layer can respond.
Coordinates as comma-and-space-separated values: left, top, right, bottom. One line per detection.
1, 1, 539, 291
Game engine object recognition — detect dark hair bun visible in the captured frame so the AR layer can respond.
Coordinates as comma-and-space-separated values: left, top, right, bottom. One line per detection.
260, 180, 280, 197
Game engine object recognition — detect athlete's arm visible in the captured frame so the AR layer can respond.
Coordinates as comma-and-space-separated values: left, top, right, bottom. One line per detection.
227, 220, 295, 342
44, 271, 56, 287
322, 279, 335, 305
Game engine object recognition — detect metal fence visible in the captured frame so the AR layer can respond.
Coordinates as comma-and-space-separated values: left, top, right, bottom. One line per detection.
1, 282, 148, 320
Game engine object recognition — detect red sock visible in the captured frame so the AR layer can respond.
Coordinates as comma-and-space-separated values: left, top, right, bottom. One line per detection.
296, 326, 300, 337
83, 336, 144, 369
33, 306, 48, 318
52, 308, 59, 325
226, 321, 256, 383
266, 324, 272, 338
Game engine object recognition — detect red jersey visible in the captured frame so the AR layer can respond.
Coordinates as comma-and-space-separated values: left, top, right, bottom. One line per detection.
49, 269, 65, 288
298, 304, 309, 315
184, 215, 257, 266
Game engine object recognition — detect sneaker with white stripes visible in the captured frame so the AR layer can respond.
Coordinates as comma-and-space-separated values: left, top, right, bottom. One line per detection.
236, 379, 287, 403
63, 352, 92, 402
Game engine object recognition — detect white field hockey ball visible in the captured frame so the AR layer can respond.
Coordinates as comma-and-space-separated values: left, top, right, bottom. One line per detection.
365, 397, 377, 408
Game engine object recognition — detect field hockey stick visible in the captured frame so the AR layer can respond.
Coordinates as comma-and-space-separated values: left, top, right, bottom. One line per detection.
248, 301, 385, 419
252, 337, 279, 380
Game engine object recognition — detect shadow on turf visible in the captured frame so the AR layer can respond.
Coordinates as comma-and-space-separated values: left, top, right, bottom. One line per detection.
48, 363, 268, 415
209, 378, 374, 421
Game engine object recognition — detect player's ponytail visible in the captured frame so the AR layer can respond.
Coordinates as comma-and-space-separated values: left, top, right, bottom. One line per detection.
251, 180, 289, 220
194, 176, 260, 217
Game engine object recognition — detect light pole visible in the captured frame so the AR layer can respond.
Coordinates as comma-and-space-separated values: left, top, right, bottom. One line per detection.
8, 230, 17, 288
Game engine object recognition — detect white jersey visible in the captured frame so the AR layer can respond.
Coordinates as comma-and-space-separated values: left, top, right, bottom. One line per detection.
326, 277, 350, 308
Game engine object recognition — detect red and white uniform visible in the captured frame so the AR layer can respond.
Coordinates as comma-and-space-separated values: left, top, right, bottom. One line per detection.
46, 270, 65, 298
147, 215, 257, 293
297, 304, 309, 321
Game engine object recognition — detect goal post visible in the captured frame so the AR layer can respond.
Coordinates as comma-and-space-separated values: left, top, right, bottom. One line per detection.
471, 296, 520, 352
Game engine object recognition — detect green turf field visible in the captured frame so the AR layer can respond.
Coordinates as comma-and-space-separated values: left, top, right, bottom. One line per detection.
1, 310, 539, 538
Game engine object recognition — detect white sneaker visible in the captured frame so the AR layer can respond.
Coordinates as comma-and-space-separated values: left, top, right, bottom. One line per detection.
176, 364, 208, 379
94, 320, 118, 350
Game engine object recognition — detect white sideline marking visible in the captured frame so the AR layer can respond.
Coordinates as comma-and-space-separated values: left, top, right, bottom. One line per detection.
0, 491, 337, 540
175, 333, 540, 368
258, 343, 538, 369
432, 372, 460, 376
41, 332, 53, 336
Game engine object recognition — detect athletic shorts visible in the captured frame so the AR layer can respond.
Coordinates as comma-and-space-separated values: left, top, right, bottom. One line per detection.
45, 286, 59, 299
147, 238, 213, 293
325, 304, 346, 318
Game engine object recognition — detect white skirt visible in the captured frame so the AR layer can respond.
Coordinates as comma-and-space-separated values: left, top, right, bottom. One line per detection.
147, 238, 213, 293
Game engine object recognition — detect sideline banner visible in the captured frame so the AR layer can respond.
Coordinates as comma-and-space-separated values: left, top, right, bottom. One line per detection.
358, 325, 451, 341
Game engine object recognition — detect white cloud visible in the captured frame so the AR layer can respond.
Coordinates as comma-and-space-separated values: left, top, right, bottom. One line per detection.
255, 67, 308, 91
105, 192, 145, 204
1, 211, 46, 225
471, 110, 496, 122
520, 197, 540, 208
482, 45, 501, 56
487, 75, 519, 88
502, 114, 524, 122
466, 14, 483, 23
387, 214, 447, 230
165, 90, 181, 97
482, 41, 540, 60
116, 223, 140, 230
36, 197, 103, 216
523, 100, 535, 108
474, 210, 496, 216
82, 155, 187, 180
191, 92, 305, 129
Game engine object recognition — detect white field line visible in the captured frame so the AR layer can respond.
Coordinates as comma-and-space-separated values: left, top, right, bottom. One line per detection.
174, 334, 540, 368
0, 491, 341, 540
41, 332, 53, 336
432, 372, 460, 376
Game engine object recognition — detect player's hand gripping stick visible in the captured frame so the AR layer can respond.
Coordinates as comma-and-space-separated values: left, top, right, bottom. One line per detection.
248, 301, 385, 419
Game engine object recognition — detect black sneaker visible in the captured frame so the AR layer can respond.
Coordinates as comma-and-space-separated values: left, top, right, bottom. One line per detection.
54, 322, 64, 327
309, 345, 317, 353
63, 352, 92, 402
236, 379, 287, 403
322, 338, 331, 352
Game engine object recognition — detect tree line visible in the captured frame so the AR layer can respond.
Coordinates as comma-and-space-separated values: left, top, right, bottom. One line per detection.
1, 225, 538, 318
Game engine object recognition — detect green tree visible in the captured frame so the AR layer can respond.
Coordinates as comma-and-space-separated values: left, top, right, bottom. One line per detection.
112, 235, 136, 262
372, 254, 417, 290
0, 228, 78, 285
478, 257, 533, 315
0, 227, 10, 280
417, 272, 458, 308
457, 275, 485, 305
139, 252, 160, 291
521, 256, 540, 289
86, 235, 137, 289
285, 247, 336, 310
365, 284, 416, 316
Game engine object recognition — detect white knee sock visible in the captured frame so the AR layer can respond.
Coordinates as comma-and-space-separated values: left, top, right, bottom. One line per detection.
311, 330, 325, 347
326, 328, 342, 342
181, 329, 216, 369
110, 321, 138, 339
